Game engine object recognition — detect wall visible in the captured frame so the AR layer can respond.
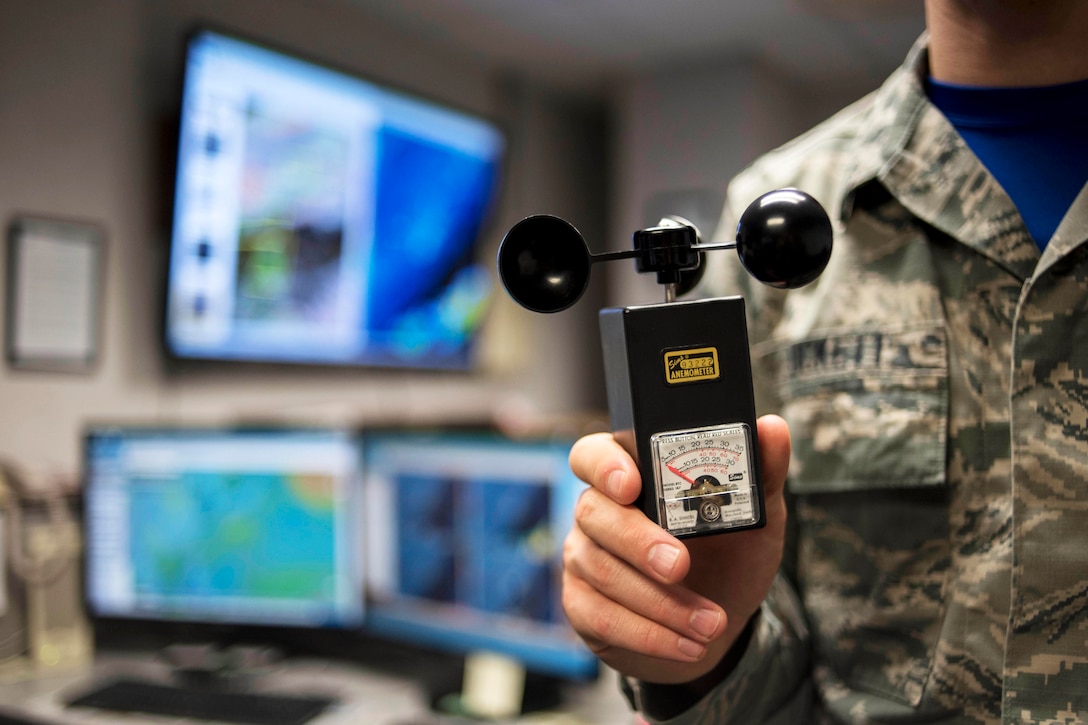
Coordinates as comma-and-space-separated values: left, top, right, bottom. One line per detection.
0, 0, 890, 480
0, 0, 608, 477
608, 59, 875, 307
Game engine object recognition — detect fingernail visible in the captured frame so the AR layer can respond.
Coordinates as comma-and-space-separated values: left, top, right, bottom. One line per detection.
647, 543, 680, 579
690, 608, 721, 640
677, 637, 705, 660
605, 470, 625, 498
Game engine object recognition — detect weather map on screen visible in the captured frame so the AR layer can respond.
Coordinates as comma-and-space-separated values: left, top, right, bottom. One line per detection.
84, 429, 364, 629
163, 29, 505, 369
129, 472, 338, 605
361, 431, 598, 680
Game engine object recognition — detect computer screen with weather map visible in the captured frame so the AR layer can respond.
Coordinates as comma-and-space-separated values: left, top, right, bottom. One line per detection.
83, 428, 365, 630
162, 29, 505, 370
361, 430, 598, 681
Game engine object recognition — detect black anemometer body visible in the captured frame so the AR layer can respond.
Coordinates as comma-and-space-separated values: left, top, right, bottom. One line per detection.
497, 190, 833, 538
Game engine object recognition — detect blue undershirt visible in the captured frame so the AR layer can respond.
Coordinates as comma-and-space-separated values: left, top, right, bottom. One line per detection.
926, 76, 1088, 250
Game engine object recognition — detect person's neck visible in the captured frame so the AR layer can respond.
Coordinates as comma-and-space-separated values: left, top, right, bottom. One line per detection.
925, 0, 1088, 86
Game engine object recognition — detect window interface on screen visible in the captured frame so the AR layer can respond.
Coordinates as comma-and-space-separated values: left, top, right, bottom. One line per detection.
84, 429, 365, 629
165, 30, 505, 368
362, 432, 598, 680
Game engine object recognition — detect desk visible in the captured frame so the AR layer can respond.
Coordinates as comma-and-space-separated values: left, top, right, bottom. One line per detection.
0, 651, 636, 725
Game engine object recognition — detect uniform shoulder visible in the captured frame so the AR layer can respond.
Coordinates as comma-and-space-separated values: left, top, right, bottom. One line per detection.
728, 90, 879, 207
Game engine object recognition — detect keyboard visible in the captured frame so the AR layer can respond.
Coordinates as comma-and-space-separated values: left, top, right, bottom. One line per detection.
65, 678, 336, 725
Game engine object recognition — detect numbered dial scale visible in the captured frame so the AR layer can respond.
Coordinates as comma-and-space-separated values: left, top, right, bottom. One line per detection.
651, 423, 759, 536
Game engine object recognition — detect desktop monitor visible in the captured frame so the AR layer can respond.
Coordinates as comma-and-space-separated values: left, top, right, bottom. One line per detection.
83, 427, 365, 634
360, 430, 599, 683
163, 28, 506, 370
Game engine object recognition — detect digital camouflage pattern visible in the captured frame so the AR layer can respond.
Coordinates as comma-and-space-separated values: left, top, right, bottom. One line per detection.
640, 34, 1088, 725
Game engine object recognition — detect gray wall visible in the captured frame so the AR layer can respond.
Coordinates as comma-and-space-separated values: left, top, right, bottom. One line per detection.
608, 60, 871, 306
0, 0, 876, 480
0, 0, 607, 476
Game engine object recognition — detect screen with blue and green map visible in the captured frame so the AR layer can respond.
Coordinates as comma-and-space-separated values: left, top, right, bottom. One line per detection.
129, 471, 335, 613
84, 429, 364, 630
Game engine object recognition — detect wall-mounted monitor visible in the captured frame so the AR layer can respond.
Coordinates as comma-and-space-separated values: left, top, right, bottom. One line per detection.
360, 430, 598, 683
163, 29, 505, 370
83, 427, 365, 632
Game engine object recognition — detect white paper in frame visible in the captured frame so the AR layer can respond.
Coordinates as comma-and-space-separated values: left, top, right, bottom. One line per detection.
5, 216, 104, 373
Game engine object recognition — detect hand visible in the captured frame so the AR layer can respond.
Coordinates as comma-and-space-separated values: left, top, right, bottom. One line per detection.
562, 415, 791, 684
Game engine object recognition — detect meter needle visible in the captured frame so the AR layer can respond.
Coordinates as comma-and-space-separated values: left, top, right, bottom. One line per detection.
666, 464, 696, 485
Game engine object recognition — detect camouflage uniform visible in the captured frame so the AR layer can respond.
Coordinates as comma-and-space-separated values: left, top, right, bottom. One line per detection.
638, 35, 1088, 725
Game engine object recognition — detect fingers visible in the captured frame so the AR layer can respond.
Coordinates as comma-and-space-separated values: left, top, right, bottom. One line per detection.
562, 574, 716, 664
566, 434, 722, 663
562, 523, 726, 663
755, 414, 791, 534
569, 432, 640, 504
756, 414, 791, 498
574, 487, 689, 583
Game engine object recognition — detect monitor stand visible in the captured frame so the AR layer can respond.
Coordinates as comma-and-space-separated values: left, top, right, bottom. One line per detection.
428, 651, 563, 720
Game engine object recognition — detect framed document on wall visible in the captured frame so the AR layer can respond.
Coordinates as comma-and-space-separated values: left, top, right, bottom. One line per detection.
5, 216, 104, 373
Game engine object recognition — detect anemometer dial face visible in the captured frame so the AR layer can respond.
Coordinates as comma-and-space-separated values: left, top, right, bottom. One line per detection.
650, 423, 760, 536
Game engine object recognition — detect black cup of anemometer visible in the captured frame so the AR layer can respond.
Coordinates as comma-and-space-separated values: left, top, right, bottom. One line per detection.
498, 189, 833, 538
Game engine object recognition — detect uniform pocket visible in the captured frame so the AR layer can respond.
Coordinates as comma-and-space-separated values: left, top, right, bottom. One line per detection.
778, 325, 948, 493
771, 324, 951, 707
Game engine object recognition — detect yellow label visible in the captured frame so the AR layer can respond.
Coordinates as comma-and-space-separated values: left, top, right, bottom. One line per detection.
664, 347, 720, 384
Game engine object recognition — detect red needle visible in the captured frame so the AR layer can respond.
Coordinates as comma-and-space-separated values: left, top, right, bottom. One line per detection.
667, 464, 696, 485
